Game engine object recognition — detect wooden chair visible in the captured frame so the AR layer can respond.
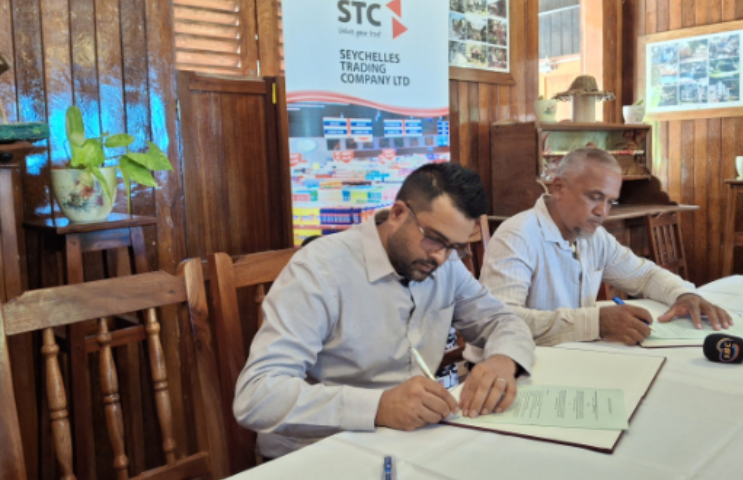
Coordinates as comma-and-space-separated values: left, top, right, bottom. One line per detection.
438, 216, 492, 373
646, 211, 689, 279
0, 259, 229, 480
462, 215, 492, 278
207, 248, 297, 473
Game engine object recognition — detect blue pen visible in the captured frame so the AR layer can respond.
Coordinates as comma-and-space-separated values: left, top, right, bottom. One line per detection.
613, 297, 655, 331
383, 456, 394, 480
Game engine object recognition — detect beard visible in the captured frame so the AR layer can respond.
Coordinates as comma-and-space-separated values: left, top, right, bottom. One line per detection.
573, 218, 603, 239
387, 228, 440, 282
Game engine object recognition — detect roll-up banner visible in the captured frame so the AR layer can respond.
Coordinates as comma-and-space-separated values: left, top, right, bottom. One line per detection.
282, 0, 450, 246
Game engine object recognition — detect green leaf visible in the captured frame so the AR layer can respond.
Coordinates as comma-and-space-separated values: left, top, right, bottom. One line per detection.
105, 133, 135, 149
120, 155, 159, 188
65, 106, 85, 147
146, 141, 174, 171
120, 158, 132, 215
71, 139, 105, 168
125, 141, 173, 172
87, 165, 113, 203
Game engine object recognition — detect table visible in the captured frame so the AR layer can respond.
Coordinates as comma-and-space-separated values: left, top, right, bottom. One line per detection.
231, 277, 743, 480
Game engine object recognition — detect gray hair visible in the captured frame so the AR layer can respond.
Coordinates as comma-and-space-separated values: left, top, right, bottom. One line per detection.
555, 148, 621, 180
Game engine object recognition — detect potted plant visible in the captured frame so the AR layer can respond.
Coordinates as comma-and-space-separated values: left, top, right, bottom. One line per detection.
622, 98, 645, 124
51, 106, 173, 223
534, 95, 558, 123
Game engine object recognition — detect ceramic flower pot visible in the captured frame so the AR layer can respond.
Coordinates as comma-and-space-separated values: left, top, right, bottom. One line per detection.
534, 99, 558, 122
622, 105, 645, 124
51, 167, 117, 223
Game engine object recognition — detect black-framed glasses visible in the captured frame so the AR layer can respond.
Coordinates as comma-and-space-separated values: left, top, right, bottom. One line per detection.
406, 204, 471, 259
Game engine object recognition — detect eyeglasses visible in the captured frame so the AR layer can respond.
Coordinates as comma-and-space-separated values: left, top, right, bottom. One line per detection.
406, 204, 471, 259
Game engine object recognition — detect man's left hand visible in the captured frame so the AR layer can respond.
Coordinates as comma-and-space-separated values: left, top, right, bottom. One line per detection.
658, 293, 733, 330
459, 354, 518, 419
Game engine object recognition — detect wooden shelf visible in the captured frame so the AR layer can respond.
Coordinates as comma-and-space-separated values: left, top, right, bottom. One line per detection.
544, 150, 646, 156
540, 174, 651, 185
488, 204, 699, 223
0, 141, 34, 152
538, 122, 652, 131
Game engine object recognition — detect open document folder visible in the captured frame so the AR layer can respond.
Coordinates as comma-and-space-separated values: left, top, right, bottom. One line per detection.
443, 347, 665, 453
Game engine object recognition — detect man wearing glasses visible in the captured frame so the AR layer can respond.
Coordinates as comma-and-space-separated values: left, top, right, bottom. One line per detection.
234, 162, 534, 459
470, 148, 732, 350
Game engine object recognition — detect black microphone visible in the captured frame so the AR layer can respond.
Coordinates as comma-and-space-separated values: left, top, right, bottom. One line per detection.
703, 334, 743, 364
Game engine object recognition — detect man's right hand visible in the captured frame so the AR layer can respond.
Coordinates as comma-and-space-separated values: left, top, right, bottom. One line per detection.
599, 305, 653, 345
375, 376, 459, 431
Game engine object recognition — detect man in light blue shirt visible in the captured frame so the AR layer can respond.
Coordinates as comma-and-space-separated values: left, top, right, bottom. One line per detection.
477, 148, 732, 347
234, 163, 535, 458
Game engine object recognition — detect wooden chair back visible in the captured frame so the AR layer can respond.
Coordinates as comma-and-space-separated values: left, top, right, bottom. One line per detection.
0, 259, 229, 480
462, 215, 492, 278
207, 248, 297, 473
437, 216, 492, 373
646, 212, 689, 279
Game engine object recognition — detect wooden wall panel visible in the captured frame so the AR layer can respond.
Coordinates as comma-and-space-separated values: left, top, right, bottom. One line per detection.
625, 0, 743, 284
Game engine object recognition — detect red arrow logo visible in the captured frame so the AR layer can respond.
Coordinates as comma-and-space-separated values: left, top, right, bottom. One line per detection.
386, 0, 402, 17
392, 17, 407, 39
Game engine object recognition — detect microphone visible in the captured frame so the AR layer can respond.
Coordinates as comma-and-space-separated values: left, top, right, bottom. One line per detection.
703, 334, 743, 364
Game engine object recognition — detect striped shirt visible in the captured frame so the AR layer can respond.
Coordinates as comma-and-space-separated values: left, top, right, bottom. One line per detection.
475, 195, 695, 346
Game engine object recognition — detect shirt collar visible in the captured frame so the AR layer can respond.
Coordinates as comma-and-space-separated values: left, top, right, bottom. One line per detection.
534, 194, 571, 246
361, 217, 397, 283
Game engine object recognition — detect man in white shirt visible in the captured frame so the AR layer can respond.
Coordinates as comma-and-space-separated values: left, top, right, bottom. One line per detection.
234, 163, 535, 458
477, 148, 732, 347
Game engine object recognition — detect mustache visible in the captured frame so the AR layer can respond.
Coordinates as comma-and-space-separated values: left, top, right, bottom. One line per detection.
413, 259, 439, 269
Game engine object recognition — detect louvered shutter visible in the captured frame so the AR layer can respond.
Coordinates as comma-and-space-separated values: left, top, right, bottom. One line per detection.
174, 0, 250, 76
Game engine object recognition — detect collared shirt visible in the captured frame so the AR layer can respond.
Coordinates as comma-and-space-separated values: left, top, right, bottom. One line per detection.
476, 195, 696, 347
234, 217, 535, 458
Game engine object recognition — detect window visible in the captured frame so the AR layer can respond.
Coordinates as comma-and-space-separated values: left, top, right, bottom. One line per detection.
538, 0, 580, 59
173, 0, 253, 76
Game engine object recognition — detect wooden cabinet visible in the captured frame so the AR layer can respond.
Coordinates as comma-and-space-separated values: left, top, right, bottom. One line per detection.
489, 121, 698, 260
491, 121, 657, 217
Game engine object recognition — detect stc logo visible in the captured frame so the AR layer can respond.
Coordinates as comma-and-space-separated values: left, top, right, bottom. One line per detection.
338, 0, 408, 39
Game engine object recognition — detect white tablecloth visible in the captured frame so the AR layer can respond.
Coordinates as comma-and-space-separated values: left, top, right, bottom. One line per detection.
232, 277, 743, 480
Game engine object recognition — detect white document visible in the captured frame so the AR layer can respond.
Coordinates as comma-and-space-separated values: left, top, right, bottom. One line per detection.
450, 384, 629, 430
596, 297, 743, 347
444, 347, 665, 452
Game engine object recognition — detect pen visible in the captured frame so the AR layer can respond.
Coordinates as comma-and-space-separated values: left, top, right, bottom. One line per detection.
613, 297, 655, 332
410, 346, 437, 381
383, 455, 394, 480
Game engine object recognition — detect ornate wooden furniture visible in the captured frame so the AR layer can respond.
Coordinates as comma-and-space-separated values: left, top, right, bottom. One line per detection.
206, 249, 296, 473
462, 215, 492, 279
0, 259, 229, 480
722, 180, 743, 276
646, 211, 689, 279
23, 213, 158, 480
489, 121, 698, 259
0, 142, 36, 478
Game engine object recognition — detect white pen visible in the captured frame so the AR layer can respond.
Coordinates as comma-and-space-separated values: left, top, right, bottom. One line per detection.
410, 346, 437, 381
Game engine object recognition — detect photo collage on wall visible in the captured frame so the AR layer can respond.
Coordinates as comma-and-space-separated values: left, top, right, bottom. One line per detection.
648, 31, 742, 112
448, 0, 509, 72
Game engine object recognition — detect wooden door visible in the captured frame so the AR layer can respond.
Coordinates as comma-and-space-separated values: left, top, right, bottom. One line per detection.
177, 73, 292, 258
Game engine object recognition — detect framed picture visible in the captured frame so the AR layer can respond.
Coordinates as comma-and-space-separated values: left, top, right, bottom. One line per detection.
642, 20, 743, 121
448, 0, 515, 85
